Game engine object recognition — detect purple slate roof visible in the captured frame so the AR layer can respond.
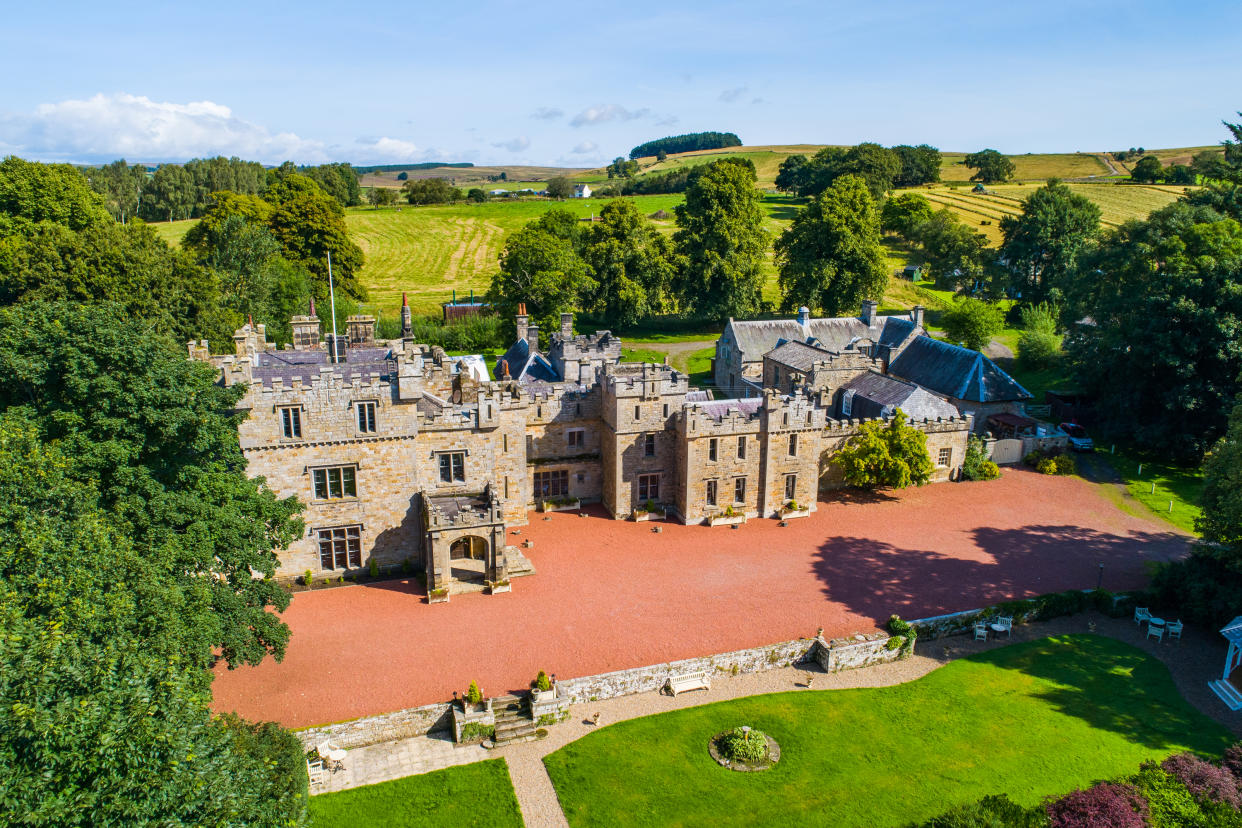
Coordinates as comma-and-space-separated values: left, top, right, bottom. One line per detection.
696, 397, 762, 422
250, 347, 393, 387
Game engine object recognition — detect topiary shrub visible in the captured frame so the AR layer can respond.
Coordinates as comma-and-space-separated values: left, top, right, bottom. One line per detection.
1046, 782, 1148, 827
1052, 453, 1076, 475
368, 557, 379, 578
718, 727, 768, 763
1161, 752, 1242, 810
465, 680, 483, 705
534, 670, 552, 692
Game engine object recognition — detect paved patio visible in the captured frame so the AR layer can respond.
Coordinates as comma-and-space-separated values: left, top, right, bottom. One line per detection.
212, 468, 1189, 729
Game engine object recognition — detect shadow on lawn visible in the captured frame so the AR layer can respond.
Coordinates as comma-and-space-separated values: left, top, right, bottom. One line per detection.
977, 635, 1231, 754
811, 524, 1188, 625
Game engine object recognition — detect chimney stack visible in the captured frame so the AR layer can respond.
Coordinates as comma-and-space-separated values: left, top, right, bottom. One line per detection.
401, 292, 413, 339
797, 306, 810, 327
560, 312, 574, 339
861, 299, 878, 327
290, 298, 322, 350
526, 322, 540, 352
515, 303, 529, 345
911, 305, 925, 329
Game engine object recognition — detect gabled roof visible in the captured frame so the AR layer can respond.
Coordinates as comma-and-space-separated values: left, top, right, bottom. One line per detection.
765, 339, 834, 372
494, 338, 560, 384
1222, 617, 1242, 645
726, 314, 915, 362
841, 371, 960, 421
251, 346, 393, 388
888, 336, 1031, 403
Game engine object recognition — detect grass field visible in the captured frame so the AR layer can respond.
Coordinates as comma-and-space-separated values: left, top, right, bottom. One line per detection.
307, 759, 522, 827
914, 182, 1187, 243
543, 635, 1230, 828
148, 217, 195, 247
1100, 450, 1204, 534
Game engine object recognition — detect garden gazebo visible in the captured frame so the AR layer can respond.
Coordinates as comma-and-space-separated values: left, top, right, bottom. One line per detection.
1209, 616, 1242, 711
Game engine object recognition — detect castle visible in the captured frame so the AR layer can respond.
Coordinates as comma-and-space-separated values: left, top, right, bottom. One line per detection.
192, 296, 1028, 596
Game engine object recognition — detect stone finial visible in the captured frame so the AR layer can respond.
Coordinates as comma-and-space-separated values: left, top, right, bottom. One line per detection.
308, 296, 317, 318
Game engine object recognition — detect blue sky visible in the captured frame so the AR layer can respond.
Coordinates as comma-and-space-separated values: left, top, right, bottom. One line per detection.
1, 0, 1238, 167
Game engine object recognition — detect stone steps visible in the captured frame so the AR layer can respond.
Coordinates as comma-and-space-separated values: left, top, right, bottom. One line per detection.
491, 694, 536, 744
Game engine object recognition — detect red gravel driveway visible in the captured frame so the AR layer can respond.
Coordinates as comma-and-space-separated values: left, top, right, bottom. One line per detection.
211, 469, 1188, 728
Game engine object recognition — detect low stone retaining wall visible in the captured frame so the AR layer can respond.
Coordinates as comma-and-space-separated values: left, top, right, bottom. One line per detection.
295, 702, 453, 750
811, 632, 906, 672
294, 629, 905, 749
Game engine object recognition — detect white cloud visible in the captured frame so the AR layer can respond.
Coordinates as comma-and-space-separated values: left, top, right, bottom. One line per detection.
655, 114, 679, 127
571, 140, 598, 154
570, 104, 650, 127
719, 86, 748, 103
1, 93, 330, 164
532, 107, 563, 120
492, 135, 531, 152
354, 136, 423, 161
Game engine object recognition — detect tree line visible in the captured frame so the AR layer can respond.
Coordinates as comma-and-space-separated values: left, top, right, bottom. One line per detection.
1, 155, 365, 349
629, 131, 742, 160
85, 156, 363, 223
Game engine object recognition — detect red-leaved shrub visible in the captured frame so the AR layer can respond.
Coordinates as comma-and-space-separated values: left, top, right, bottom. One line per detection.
1161, 752, 1242, 810
1046, 782, 1148, 828
1223, 742, 1242, 780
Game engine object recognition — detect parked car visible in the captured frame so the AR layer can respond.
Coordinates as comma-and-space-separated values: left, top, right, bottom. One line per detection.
1059, 422, 1094, 452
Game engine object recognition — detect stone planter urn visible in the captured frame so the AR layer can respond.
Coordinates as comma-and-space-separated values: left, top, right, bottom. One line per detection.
428, 587, 450, 604
488, 579, 512, 594
452, 698, 495, 744
632, 508, 667, 522
778, 505, 811, 520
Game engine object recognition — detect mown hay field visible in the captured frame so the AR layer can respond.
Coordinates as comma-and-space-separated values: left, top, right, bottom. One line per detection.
346, 195, 684, 315
913, 182, 1187, 243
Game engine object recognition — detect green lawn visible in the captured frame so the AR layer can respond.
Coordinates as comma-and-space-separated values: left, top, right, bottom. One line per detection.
544, 636, 1229, 828
619, 346, 666, 364
1098, 450, 1204, 534
307, 759, 522, 828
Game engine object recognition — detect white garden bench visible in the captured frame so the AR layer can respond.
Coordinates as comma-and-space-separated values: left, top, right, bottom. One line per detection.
664, 672, 711, 696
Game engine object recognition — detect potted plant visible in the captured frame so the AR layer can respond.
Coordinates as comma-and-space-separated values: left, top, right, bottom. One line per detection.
538, 495, 581, 513
453, 680, 495, 743
779, 499, 811, 520
488, 578, 512, 594
632, 499, 666, 522
707, 504, 746, 527
530, 671, 561, 720
428, 586, 450, 604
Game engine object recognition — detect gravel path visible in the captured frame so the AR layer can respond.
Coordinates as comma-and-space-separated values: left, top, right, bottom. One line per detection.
213, 469, 1189, 728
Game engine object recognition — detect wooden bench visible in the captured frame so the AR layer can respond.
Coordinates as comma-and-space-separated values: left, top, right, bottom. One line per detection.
664, 672, 711, 696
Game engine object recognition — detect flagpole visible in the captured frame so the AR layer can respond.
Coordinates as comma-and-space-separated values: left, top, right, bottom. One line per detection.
327, 249, 339, 352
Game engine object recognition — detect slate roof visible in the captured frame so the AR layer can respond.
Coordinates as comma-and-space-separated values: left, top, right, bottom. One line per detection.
841, 371, 960, 421
765, 340, 834, 371
888, 336, 1032, 403
696, 398, 763, 422
685, 389, 714, 403
726, 314, 915, 362
494, 338, 560, 384
251, 347, 393, 388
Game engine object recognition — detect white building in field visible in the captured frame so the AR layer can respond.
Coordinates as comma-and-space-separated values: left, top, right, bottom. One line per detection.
574, 184, 592, 198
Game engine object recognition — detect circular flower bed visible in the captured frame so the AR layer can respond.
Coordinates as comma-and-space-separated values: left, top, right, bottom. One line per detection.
708, 726, 780, 772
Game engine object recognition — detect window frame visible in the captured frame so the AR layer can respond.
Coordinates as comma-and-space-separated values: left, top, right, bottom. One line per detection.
533, 469, 569, 499
355, 400, 377, 434
785, 473, 797, 502
566, 428, 586, 450
737, 435, 746, 460
438, 451, 466, 484
637, 473, 660, 502
734, 476, 746, 504
317, 525, 362, 570
705, 479, 717, 507
789, 432, 798, 457
708, 437, 718, 462
279, 405, 303, 440
312, 465, 357, 501
643, 432, 656, 457
938, 447, 953, 467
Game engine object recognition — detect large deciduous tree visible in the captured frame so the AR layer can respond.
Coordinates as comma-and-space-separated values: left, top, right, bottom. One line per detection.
964, 149, 1015, 184
0, 301, 305, 667
834, 409, 934, 490
580, 198, 677, 325
940, 297, 1005, 351
915, 209, 992, 291
999, 179, 1102, 306
891, 144, 942, 187
1067, 202, 1242, 459
488, 221, 594, 333
0, 155, 111, 232
881, 192, 934, 239
775, 174, 886, 316
673, 159, 769, 319
546, 176, 575, 199
1129, 155, 1164, 183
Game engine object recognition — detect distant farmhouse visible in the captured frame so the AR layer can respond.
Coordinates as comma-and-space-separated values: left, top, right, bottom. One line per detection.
192, 299, 1027, 596
574, 183, 592, 198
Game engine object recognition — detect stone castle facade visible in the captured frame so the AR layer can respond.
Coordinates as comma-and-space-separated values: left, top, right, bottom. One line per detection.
192, 298, 1023, 594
